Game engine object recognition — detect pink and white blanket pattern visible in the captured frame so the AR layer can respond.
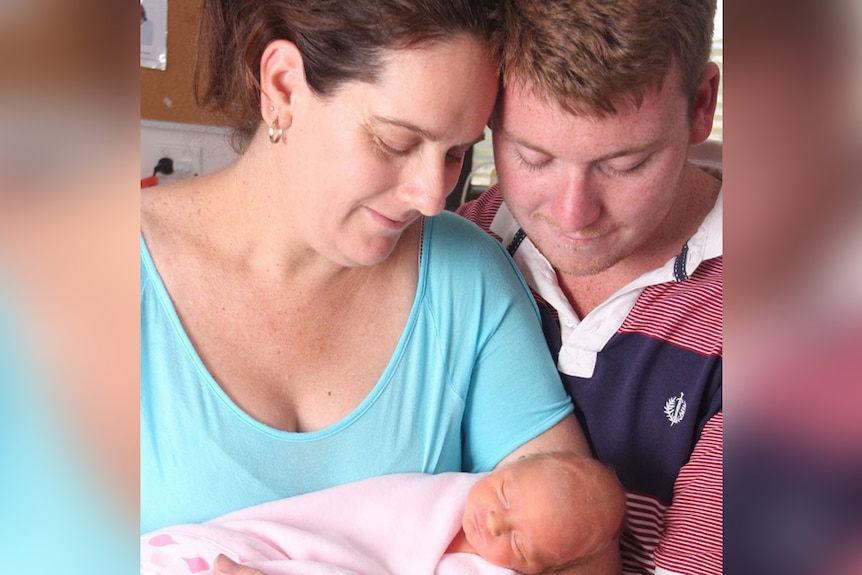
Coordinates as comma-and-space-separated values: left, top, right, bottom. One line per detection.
141, 472, 515, 575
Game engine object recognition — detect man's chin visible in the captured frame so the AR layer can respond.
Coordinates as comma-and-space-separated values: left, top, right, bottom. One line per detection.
542, 246, 618, 278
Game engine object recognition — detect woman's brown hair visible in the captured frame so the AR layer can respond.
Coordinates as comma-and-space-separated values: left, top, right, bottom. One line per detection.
194, 0, 498, 152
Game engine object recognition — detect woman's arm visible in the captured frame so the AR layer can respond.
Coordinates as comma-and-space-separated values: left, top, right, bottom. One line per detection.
497, 412, 592, 466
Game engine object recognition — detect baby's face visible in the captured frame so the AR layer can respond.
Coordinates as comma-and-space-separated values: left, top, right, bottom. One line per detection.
462, 457, 610, 574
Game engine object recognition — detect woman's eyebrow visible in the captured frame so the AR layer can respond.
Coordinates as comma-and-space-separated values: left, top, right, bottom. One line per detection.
371, 115, 486, 148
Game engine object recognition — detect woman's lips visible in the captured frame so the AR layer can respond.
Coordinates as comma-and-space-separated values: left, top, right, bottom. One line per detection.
366, 207, 411, 230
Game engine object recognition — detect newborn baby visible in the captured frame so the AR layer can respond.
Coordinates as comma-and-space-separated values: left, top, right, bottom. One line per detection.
448, 451, 625, 574
142, 452, 625, 575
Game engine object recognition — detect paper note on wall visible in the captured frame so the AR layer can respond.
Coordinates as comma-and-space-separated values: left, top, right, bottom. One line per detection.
140, 0, 167, 70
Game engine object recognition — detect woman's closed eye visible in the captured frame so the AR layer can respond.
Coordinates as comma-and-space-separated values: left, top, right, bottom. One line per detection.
372, 135, 467, 165
373, 135, 414, 157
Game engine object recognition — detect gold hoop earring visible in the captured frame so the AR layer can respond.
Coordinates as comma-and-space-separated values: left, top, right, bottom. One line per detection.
269, 117, 283, 144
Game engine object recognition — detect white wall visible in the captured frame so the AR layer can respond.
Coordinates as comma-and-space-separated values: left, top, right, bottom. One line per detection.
140, 119, 238, 182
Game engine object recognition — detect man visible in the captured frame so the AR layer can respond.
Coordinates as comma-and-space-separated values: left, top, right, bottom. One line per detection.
458, 1, 722, 574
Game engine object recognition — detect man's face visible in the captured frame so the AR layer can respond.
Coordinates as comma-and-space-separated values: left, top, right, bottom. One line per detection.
493, 65, 699, 279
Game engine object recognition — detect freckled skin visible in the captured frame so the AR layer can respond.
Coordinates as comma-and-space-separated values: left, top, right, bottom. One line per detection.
492, 62, 720, 317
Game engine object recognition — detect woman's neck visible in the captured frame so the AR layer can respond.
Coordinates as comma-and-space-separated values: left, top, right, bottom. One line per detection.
190, 153, 339, 282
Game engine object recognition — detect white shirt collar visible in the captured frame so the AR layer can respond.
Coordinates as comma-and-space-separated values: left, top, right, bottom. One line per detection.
491, 161, 723, 378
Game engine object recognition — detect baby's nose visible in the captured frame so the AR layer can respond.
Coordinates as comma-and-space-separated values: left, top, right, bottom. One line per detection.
486, 509, 507, 537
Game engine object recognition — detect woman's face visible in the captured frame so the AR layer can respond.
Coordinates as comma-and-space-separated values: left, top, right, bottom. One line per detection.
284, 35, 498, 268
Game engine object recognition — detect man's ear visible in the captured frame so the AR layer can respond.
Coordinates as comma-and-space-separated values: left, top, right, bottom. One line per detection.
689, 62, 720, 146
259, 39, 305, 126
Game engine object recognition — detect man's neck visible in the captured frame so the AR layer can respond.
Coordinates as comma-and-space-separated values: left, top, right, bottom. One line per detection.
558, 163, 720, 318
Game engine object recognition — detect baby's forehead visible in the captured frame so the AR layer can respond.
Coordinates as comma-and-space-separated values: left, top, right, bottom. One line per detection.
508, 454, 590, 478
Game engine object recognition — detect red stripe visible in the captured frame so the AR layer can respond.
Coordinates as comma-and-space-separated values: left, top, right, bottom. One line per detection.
654, 413, 723, 575
621, 258, 723, 357
456, 185, 504, 238
619, 491, 666, 573
616, 415, 723, 574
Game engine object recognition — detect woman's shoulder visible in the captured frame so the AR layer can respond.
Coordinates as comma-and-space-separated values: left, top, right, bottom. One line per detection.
141, 177, 202, 241
140, 177, 218, 303
425, 210, 508, 256
423, 211, 526, 288
141, 174, 224, 272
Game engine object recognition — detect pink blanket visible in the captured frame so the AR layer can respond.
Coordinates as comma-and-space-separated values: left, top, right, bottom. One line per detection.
141, 472, 516, 575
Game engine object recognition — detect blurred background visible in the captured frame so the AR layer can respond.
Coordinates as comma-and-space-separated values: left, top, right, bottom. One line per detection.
0, 0, 859, 573
723, 1, 862, 573
0, 0, 139, 571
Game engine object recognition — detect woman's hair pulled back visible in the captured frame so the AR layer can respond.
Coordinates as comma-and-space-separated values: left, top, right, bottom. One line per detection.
195, 0, 497, 152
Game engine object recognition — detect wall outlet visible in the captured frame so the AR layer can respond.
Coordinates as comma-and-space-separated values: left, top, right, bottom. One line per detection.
158, 144, 203, 178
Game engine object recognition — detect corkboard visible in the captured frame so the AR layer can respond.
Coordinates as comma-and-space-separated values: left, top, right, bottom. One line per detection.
141, 0, 216, 125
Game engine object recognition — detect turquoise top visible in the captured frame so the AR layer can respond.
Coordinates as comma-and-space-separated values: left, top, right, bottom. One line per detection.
141, 211, 572, 533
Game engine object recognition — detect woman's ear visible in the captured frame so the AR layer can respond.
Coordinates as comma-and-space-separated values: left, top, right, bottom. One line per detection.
689, 62, 720, 146
259, 39, 305, 128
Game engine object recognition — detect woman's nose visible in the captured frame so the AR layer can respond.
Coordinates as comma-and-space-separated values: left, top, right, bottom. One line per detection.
399, 156, 452, 216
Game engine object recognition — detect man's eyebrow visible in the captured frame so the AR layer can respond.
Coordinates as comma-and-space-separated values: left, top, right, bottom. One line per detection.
498, 124, 659, 161
371, 116, 486, 148
496, 124, 553, 156
591, 142, 657, 162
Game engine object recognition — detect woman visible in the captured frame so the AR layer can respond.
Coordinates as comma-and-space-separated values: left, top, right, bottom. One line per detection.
141, 0, 589, 534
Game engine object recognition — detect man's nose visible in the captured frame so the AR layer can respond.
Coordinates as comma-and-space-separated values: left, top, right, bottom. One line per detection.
553, 169, 602, 232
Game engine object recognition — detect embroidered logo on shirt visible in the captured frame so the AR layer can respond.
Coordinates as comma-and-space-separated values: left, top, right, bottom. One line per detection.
664, 392, 687, 426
